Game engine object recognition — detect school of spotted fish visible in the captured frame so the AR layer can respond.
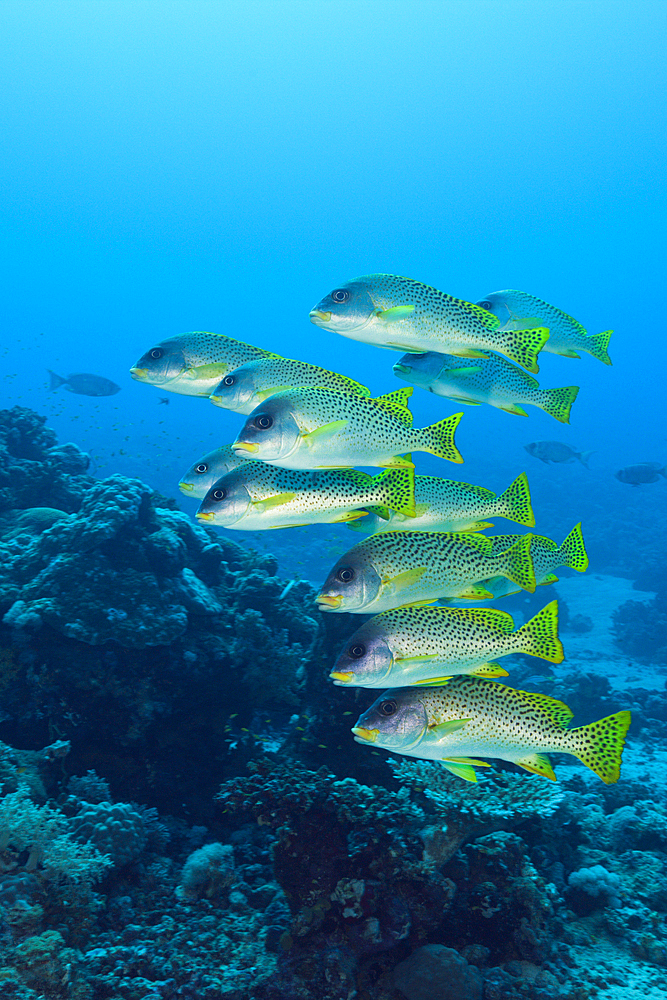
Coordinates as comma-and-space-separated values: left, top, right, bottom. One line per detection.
131, 272, 630, 784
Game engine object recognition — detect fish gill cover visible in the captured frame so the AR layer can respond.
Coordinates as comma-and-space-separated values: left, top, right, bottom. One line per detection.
0, 2, 666, 999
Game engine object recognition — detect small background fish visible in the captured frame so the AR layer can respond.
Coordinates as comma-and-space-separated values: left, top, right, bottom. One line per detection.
615, 463, 666, 486
524, 441, 593, 467
47, 371, 121, 396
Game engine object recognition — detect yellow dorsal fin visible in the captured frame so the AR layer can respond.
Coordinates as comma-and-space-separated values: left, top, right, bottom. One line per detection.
371, 388, 414, 425
518, 690, 574, 728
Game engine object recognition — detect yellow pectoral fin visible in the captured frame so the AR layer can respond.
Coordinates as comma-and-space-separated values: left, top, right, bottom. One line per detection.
444, 757, 492, 767
383, 566, 427, 595
377, 305, 416, 321
332, 510, 369, 523
185, 363, 229, 379
440, 761, 478, 782
425, 718, 471, 740
301, 420, 349, 445
446, 366, 482, 377
252, 492, 297, 512
256, 385, 291, 401
470, 662, 509, 678
414, 675, 455, 685
457, 585, 494, 600
515, 753, 557, 781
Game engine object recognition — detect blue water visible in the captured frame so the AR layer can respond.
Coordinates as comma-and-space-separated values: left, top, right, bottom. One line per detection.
1, 4, 667, 996
2, 0, 665, 580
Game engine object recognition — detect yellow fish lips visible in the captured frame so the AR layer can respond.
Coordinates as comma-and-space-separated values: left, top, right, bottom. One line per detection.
309, 309, 332, 324
196, 512, 216, 522
129, 367, 149, 379
329, 669, 354, 684
179, 482, 195, 493
352, 726, 379, 743
232, 441, 259, 454
316, 593, 343, 610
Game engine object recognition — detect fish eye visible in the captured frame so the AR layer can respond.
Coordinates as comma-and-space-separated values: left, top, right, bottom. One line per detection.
253, 414, 273, 430
223, 375, 235, 386
336, 566, 355, 584
331, 289, 350, 304
149, 348, 163, 359
348, 643, 366, 659
195, 463, 208, 473
380, 699, 397, 717
212, 488, 226, 501
478, 301, 493, 311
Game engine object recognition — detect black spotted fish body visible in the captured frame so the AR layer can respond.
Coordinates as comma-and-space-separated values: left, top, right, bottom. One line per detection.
210, 356, 371, 414
195, 464, 415, 530
310, 274, 550, 373
316, 529, 536, 614
130, 331, 276, 396
232, 386, 463, 470
350, 471, 534, 535
353, 677, 631, 784
330, 600, 563, 687
394, 350, 579, 423
479, 524, 589, 599
477, 289, 613, 364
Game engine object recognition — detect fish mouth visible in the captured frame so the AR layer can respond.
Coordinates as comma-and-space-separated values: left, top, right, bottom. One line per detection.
196, 512, 216, 522
316, 593, 343, 611
179, 482, 194, 493
129, 367, 148, 379
329, 670, 354, 684
209, 395, 222, 405
309, 309, 332, 325
393, 363, 411, 374
232, 441, 259, 454
352, 726, 379, 743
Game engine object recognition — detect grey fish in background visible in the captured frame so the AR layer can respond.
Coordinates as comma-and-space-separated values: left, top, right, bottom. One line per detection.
130, 331, 276, 396
476, 289, 612, 364
615, 463, 667, 486
179, 445, 252, 498
394, 350, 579, 423
47, 370, 121, 396
524, 440, 593, 468
310, 273, 549, 373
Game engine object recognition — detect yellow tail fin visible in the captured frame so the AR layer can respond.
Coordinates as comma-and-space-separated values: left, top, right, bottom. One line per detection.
558, 522, 589, 572
494, 471, 535, 527
515, 600, 564, 663
565, 710, 631, 783
586, 329, 613, 365
537, 385, 580, 424
423, 412, 464, 464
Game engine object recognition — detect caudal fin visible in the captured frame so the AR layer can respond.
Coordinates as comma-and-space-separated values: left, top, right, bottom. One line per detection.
515, 600, 564, 663
557, 522, 589, 572
498, 327, 550, 374
585, 329, 613, 365
576, 450, 594, 470
422, 412, 464, 464
537, 385, 580, 424
372, 467, 416, 518
565, 710, 632, 783
494, 472, 535, 527
494, 533, 536, 593
47, 370, 66, 391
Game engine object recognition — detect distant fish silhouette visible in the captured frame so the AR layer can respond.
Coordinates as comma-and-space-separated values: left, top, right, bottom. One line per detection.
615, 463, 666, 486
47, 370, 120, 396
524, 441, 592, 468
158, 397, 170, 405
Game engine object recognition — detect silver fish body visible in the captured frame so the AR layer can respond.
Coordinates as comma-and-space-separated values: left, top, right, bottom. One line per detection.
310, 274, 549, 373
209, 356, 370, 415
476, 290, 612, 364
130, 331, 275, 396
178, 446, 252, 498
195, 464, 415, 530
232, 386, 462, 470
394, 351, 578, 423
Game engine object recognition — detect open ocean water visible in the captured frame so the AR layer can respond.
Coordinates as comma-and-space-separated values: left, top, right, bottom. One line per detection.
0, 2, 666, 998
